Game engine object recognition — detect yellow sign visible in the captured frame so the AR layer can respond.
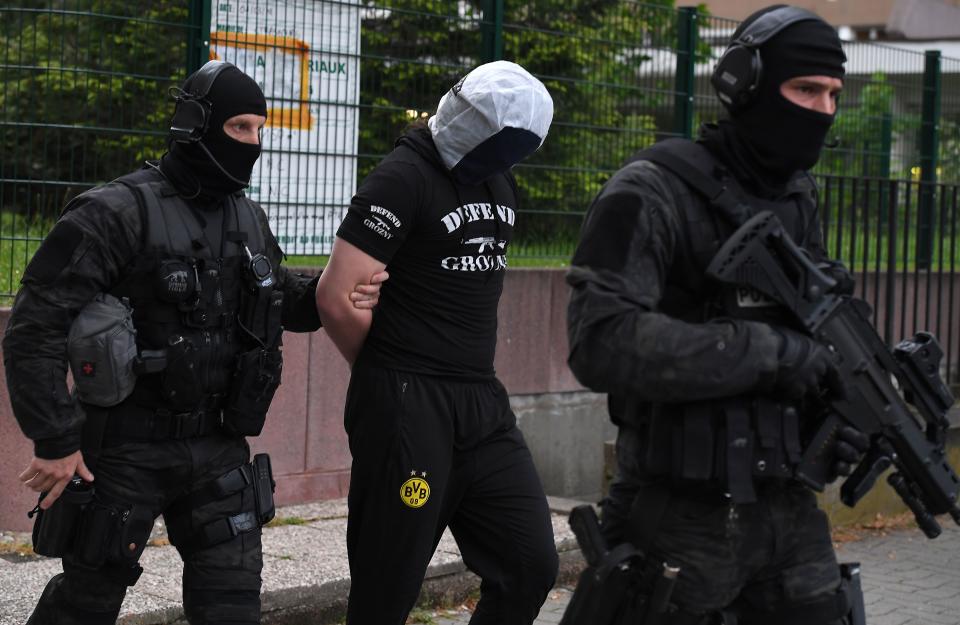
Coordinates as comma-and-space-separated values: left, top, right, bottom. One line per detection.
209, 33, 313, 130
400, 476, 431, 509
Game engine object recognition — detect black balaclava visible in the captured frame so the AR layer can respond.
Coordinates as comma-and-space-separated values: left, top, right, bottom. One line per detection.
160, 64, 267, 204
705, 5, 846, 192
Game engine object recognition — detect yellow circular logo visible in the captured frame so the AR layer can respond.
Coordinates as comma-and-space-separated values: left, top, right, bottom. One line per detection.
400, 476, 431, 508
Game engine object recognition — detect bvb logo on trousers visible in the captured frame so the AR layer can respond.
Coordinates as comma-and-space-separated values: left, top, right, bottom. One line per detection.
400, 476, 430, 508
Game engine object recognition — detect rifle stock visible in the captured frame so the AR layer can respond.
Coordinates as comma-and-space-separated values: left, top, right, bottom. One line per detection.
706, 211, 960, 538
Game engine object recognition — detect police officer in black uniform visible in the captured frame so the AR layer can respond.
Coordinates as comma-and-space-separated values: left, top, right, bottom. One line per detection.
566, 6, 868, 624
5, 61, 384, 625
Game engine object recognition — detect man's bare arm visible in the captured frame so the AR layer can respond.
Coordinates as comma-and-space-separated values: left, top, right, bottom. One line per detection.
316, 237, 388, 365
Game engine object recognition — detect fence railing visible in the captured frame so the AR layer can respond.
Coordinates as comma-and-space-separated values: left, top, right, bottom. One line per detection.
819, 176, 960, 382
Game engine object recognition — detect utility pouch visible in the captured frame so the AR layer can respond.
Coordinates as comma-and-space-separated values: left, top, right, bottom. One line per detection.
240, 287, 284, 348
113, 504, 153, 564
74, 502, 120, 569
222, 346, 283, 436
29, 477, 94, 557
161, 334, 207, 408
252, 453, 276, 525
68, 293, 138, 407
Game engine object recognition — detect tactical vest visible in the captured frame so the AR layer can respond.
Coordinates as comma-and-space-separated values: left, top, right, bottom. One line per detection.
105, 171, 281, 421
617, 139, 820, 503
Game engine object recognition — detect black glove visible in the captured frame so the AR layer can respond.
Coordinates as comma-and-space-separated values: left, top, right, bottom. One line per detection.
828, 425, 870, 482
772, 327, 845, 401
818, 260, 855, 296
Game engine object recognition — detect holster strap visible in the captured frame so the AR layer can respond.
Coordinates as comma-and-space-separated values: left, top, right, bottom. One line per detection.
167, 464, 255, 518
180, 510, 260, 555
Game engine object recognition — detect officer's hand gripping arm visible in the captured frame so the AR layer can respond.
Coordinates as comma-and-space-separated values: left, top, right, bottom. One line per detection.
315, 237, 387, 365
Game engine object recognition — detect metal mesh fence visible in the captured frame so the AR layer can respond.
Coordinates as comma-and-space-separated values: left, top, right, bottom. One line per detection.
2, 2, 960, 375
0, 1, 197, 296
500, 1, 678, 259
941, 55, 960, 184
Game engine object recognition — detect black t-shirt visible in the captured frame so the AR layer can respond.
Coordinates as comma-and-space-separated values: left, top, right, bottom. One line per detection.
336, 129, 518, 378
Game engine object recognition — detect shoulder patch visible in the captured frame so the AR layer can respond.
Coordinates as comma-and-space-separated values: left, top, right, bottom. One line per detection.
23, 221, 85, 285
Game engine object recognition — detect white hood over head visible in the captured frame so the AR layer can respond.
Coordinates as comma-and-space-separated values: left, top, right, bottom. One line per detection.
428, 61, 553, 184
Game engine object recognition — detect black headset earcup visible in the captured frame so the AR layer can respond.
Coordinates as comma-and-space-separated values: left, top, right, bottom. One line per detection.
711, 45, 762, 111
168, 61, 230, 143
169, 98, 208, 143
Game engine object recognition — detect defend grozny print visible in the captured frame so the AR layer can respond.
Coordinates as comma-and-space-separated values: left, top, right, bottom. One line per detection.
439, 202, 515, 272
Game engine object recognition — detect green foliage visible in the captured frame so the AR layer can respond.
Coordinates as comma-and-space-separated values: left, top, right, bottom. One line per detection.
818, 73, 900, 179
1, 2, 191, 219
357, 0, 680, 257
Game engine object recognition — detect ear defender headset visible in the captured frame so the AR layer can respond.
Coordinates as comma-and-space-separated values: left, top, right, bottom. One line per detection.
167, 60, 254, 187
711, 6, 821, 112
169, 60, 232, 144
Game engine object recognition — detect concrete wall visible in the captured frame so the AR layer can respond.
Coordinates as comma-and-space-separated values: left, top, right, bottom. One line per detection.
1, 268, 958, 531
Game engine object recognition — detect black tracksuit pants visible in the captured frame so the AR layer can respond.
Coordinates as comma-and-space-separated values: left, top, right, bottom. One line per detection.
27, 432, 262, 625
344, 363, 559, 625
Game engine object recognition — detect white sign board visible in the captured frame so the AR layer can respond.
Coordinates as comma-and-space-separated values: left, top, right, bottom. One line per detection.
210, 0, 361, 255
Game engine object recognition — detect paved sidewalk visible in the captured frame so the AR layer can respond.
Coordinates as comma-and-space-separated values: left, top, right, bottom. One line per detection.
0, 498, 581, 625
1, 498, 958, 625
429, 521, 960, 625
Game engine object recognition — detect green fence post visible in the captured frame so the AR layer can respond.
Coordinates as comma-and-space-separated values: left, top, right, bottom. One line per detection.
879, 112, 892, 221
917, 50, 941, 270
673, 7, 699, 139
187, 0, 212, 73
480, 0, 504, 63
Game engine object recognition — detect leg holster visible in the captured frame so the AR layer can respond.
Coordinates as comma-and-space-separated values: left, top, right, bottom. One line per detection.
561, 504, 689, 625
31, 482, 150, 588
171, 453, 276, 556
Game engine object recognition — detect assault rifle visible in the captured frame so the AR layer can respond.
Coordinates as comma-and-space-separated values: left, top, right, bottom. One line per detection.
705, 211, 960, 538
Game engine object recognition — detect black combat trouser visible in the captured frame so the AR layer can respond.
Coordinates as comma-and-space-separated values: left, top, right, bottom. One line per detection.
602, 426, 845, 625
343, 363, 559, 625
27, 432, 262, 625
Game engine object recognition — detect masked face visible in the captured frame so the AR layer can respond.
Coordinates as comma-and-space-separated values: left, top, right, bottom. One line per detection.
200, 112, 266, 189
428, 61, 554, 185
165, 63, 268, 200
725, 9, 846, 177
736, 77, 840, 175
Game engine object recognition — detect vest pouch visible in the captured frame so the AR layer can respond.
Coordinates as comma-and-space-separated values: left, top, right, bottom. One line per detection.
68, 294, 138, 407
222, 346, 283, 437
30, 477, 95, 557
74, 502, 119, 569
161, 334, 209, 409
240, 287, 284, 348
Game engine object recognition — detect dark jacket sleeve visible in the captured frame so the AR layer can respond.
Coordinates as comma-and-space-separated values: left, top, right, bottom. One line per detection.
566, 160, 781, 403
2, 186, 141, 458
250, 202, 323, 332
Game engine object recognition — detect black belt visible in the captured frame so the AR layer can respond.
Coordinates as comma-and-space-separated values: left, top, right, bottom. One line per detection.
99, 404, 224, 446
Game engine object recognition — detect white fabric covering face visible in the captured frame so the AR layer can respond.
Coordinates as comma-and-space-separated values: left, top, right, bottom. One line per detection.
427, 60, 554, 171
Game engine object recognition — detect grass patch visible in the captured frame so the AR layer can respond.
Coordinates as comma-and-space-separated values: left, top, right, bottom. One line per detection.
405, 608, 437, 625
265, 515, 314, 528
0, 540, 35, 558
